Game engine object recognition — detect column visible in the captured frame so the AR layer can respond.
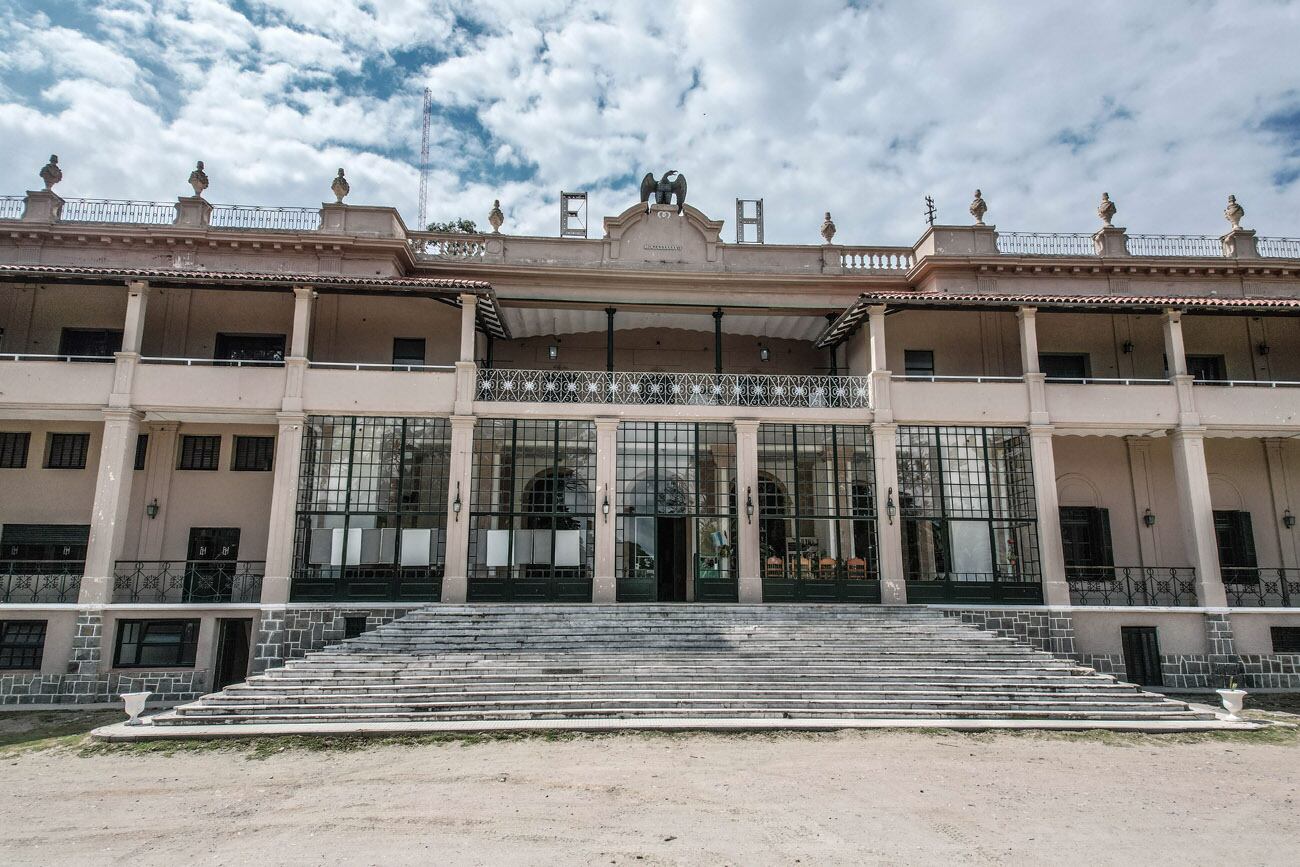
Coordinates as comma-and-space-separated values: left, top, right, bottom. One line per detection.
283, 285, 315, 414
455, 294, 478, 415
1163, 309, 1200, 426
734, 420, 761, 602
79, 408, 143, 604
713, 309, 724, 375
110, 280, 149, 409
866, 305, 892, 423
872, 423, 906, 603
1017, 306, 1049, 425
1264, 439, 1298, 569
441, 415, 476, 603
1170, 427, 1228, 607
260, 413, 306, 604
593, 418, 619, 601
605, 308, 616, 372
1028, 427, 1070, 605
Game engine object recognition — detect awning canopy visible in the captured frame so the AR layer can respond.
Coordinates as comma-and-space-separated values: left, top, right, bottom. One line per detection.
500, 306, 829, 342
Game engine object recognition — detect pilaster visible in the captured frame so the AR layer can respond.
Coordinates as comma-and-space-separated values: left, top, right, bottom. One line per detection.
592, 418, 619, 602
734, 420, 761, 602
1263, 438, 1297, 569
872, 423, 906, 603
1170, 427, 1227, 607
261, 412, 306, 605
866, 305, 893, 423
79, 408, 143, 604
137, 422, 178, 560
441, 416, 476, 603
1028, 426, 1069, 605
1125, 437, 1160, 568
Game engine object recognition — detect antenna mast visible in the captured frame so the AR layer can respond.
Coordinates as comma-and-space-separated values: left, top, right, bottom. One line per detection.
418, 87, 432, 229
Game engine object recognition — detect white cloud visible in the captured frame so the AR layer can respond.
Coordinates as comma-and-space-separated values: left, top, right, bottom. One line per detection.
0, 0, 1297, 243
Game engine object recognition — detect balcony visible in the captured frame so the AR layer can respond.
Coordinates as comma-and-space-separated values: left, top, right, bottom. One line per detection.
112, 560, 264, 604
0, 354, 118, 408
476, 368, 870, 410
1045, 378, 1179, 428
1, 561, 83, 604
1221, 567, 1300, 608
890, 376, 1028, 424
303, 362, 456, 414
1193, 380, 1300, 428
133, 357, 287, 413
1066, 566, 1199, 607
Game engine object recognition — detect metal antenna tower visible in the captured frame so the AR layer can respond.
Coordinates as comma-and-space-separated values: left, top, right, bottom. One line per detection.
735, 198, 764, 244
924, 195, 937, 227
417, 87, 432, 229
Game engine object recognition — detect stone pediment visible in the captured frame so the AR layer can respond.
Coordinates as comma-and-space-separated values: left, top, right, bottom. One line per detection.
602, 202, 724, 267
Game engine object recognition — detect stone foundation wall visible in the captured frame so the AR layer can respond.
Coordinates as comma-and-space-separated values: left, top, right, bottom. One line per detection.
0, 669, 208, 706
253, 605, 420, 673
940, 608, 1077, 658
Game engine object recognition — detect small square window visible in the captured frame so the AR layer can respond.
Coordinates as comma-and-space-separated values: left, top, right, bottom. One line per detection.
113, 619, 200, 668
178, 435, 221, 471
392, 338, 426, 367
1271, 627, 1300, 654
0, 432, 30, 469
134, 434, 149, 471
45, 433, 89, 469
904, 350, 935, 378
343, 616, 368, 639
0, 620, 46, 670
231, 436, 275, 472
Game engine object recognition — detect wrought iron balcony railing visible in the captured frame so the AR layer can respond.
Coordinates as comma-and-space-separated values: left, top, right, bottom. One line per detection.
1259, 237, 1300, 258
1066, 565, 1198, 606
1221, 567, 1300, 607
996, 232, 1097, 256
1126, 234, 1224, 257
112, 560, 264, 604
0, 195, 24, 221
209, 204, 322, 232
59, 198, 178, 225
1, 561, 83, 603
476, 368, 870, 408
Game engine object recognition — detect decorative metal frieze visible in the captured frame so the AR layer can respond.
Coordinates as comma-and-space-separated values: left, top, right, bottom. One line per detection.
209, 204, 321, 232
0, 561, 82, 603
1222, 567, 1299, 607
112, 560, 264, 604
1066, 566, 1198, 606
410, 233, 487, 261
59, 198, 178, 225
476, 368, 870, 408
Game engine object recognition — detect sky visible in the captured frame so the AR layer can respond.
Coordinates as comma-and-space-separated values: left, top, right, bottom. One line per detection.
1, 0, 1298, 245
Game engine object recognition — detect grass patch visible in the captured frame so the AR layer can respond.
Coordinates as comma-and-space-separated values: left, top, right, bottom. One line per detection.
0, 710, 121, 755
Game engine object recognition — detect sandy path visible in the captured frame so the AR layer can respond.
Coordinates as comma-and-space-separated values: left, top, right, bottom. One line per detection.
1, 730, 1297, 865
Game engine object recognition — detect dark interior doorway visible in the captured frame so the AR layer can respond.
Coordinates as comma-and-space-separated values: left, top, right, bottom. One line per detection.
212, 618, 252, 691
656, 517, 689, 602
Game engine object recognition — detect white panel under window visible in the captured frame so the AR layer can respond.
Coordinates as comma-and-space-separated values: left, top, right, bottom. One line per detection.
400, 529, 432, 566
554, 530, 581, 567
527, 530, 551, 566
346, 528, 363, 565
950, 520, 992, 575
486, 529, 512, 567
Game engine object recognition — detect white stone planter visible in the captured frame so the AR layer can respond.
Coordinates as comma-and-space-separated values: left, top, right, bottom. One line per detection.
121, 691, 153, 726
1215, 688, 1247, 720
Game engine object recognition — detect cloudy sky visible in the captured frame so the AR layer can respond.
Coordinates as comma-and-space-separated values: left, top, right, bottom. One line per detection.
1, 0, 1297, 245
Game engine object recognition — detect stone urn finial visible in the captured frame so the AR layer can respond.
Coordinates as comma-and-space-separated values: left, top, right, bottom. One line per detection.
331, 168, 350, 204
820, 211, 837, 244
488, 199, 504, 233
1224, 194, 1245, 231
188, 160, 209, 197
39, 154, 62, 191
1097, 192, 1117, 228
969, 189, 988, 225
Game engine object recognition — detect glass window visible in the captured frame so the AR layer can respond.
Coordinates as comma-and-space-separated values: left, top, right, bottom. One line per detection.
1186, 354, 1226, 382
1039, 353, 1090, 381
392, 338, 426, 367
45, 432, 89, 469
904, 350, 935, 378
0, 620, 46, 670
0, 432, 30, 469
1214, 510, 1257, 583
231, 435, 275, 471
58, 328, 122, 360
214, 333, 286, 364
1060, 506, 1114, 576
134, 434, 149, 471
178, 435, 221, 470
113, 619, 200, 668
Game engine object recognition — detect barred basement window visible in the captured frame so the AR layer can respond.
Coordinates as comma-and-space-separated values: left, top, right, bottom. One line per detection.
45, 432, 89, 469
231, 436, 275, 471
1272, 627, 1300, 654
0, 620, 46, 670
0, 432, 30, 469
178, 435, 221, 470
134, 434, 149, 471
113, 619, 199, 668
343, 616, 368, 639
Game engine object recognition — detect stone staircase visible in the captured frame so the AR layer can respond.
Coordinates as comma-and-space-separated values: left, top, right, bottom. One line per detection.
155, 605, 1218, 729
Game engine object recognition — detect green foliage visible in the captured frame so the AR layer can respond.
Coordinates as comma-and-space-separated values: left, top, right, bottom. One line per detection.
427, 218, 478, 234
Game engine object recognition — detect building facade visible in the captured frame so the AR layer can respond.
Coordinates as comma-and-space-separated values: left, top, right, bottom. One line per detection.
2, 171, 1300, 705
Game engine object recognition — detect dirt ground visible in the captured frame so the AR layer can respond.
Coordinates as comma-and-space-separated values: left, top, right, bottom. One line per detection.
1, 709, 1298, 866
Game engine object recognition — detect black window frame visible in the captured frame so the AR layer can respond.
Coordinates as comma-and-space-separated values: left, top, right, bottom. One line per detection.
113, 619, 200, 668
177, 435, 222, 471
1059, 506, 1114, 574
1215, 509, 1258, 582
134, 434, 149, 471
231, 435, 275, 472
44, 432, 90, 469
392, 338, 427, 368
1186, 354, 1227, 382
1039, 353, 1092, 382
213, 332, 287, 365
1271, 627, 1300, 654
904, 349, 935, 378
58, 327, 122, 360
0, 432, 30, 469
0, 620, 47, 671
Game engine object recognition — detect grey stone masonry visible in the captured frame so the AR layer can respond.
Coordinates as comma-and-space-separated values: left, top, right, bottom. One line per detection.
0, 669, 208, 706
939, 608, 1077, 659
69, 609, 103, 675
254, 606, 418, 673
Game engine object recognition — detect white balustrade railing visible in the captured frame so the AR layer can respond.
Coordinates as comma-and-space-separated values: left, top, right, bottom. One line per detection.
996, 232, 1095, 256
1259, 237, 1300, 258
839, 247, 914, 271
1126, 234, 1223, 257
410, 233, 487, 261
59, 198, 177, 225
0, 196, 24, 220
209, 204, 321, 231
308, 361, 456, 372
477, 369, 870, 408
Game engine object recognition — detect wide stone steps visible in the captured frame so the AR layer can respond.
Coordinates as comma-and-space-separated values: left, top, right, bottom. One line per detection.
157, 604, 1216, 728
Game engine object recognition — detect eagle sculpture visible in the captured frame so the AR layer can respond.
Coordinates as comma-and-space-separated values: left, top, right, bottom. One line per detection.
640, 170, 687, 214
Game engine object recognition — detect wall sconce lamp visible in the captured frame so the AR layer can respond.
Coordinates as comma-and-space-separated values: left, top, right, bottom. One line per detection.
146, 498, 160, 520
602, 485, 610, 523
452, 482, 462, 521
1142, 508, 1156, 527
1258, 342, 1271, 357
745, 486, 754, 524
759, 345, 770, 362
1121, 340, 1134, 354
885, 487, 896, 525
547, 343, 558, 360
1284, 509, 1296, 530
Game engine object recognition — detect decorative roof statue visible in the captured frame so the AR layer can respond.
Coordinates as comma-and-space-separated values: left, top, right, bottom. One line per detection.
39, 154, 62, 191
1097, 192, 1117, 227
820, 211, 837, 244
639, 170, 687, 214
487, 199, 504, 233
331, 168, 350, 204
969, 189, 988, 225
188, 161, 209, 197
1224, 194, 1245, 231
